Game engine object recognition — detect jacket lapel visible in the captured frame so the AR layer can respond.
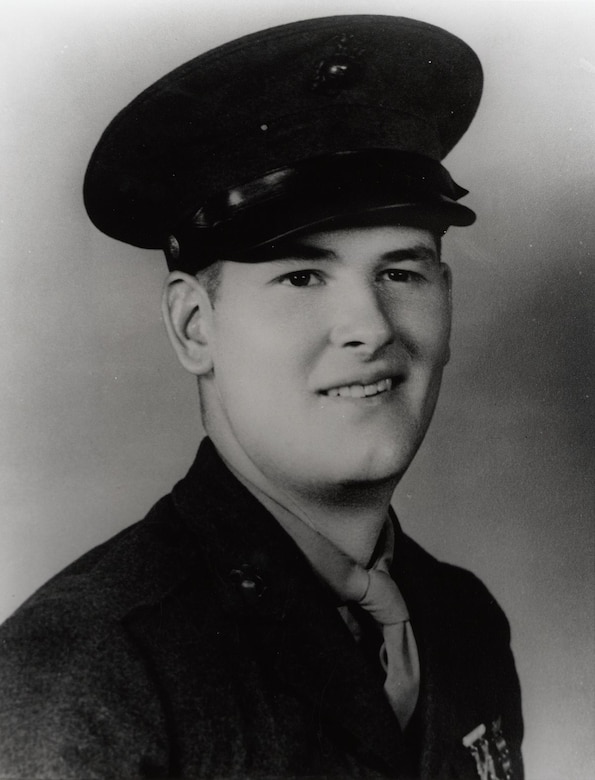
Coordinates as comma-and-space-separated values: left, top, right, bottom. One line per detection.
264, 563, 409, 774
172, 439, 411, 776
390, 522, 512, 780
391, 527, 474, 779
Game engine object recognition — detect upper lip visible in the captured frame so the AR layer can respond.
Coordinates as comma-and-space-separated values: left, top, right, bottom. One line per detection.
318, 368, 402, 394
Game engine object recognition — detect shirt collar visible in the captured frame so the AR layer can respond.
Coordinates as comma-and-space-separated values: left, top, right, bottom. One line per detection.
224, 459, 395, 606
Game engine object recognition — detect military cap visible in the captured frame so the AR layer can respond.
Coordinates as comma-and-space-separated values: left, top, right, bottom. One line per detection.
83, 15, 483, 272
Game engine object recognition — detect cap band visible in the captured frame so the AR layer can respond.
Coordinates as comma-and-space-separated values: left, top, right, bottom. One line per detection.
166, 150, 475, 271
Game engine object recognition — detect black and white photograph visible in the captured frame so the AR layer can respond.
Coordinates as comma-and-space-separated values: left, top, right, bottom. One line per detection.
1, 1, 593, 778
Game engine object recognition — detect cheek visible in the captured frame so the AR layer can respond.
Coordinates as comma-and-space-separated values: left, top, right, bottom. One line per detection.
212, 305, 321, 402
426, 310, 451, 363
395, 296, 451, 363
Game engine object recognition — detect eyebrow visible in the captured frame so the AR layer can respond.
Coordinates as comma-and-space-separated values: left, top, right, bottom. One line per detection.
379, 245, 438, 263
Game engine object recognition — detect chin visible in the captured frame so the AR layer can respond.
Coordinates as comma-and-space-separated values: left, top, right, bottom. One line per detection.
319, 440, 416, 490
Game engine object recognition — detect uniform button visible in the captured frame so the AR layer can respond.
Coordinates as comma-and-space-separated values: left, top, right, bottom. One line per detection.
229, 564, 266, 598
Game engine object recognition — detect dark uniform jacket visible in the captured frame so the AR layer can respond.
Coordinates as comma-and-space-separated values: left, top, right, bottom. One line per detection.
0, 439, 523, 779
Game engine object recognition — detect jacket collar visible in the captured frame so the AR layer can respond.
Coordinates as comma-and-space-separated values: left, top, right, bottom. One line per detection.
172, 437, 312, 619
169, 440, 515, 779
171, 438, 413, 775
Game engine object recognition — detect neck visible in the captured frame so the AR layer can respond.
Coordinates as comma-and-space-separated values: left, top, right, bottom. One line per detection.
218, 446, 394, 567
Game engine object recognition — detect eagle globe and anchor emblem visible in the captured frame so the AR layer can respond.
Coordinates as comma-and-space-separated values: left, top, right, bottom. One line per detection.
462, 718, 514, 780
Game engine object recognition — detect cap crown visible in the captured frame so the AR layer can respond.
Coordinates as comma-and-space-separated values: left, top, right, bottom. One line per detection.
84, 15, 483, 251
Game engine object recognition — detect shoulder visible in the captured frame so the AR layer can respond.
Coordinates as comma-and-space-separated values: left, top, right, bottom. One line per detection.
396, 531, 524, 772
1, 495, 196, 637
0, 494, 205, 778
397, 531, 517, 679
398, 531, 511, 632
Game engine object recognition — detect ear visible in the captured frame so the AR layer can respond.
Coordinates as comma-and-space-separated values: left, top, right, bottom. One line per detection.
162, 271, 214, 375
441, 261, 453, 304
441, 262, 453, 365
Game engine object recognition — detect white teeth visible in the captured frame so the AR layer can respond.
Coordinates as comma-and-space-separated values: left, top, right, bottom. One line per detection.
326, 377, 393, 398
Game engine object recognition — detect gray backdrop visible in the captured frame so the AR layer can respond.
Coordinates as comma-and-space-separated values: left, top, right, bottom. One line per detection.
1, 1, 593, 778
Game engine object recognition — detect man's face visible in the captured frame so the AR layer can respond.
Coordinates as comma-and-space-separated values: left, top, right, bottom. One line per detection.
201, 223, 451, 497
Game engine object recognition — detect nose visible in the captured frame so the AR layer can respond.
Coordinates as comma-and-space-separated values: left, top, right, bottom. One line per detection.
328, 282, 394, 356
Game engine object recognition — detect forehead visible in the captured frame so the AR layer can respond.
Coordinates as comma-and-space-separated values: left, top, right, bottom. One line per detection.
291, 223, 438, 257
222, 223, 439, 269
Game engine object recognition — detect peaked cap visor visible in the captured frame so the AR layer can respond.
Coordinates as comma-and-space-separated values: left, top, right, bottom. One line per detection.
83, 15, 483, 263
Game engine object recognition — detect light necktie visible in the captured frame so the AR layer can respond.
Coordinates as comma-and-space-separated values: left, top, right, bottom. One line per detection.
244, 485, 420, 730
358, 562, 420, 729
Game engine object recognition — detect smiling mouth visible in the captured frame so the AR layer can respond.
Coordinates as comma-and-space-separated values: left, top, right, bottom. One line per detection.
322, 377, 394, 399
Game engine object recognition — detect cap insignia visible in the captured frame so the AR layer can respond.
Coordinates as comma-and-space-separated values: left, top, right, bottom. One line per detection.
311, 34, 365, 92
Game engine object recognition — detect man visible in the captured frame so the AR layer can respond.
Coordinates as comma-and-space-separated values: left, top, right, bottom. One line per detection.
0, 15, 523, 780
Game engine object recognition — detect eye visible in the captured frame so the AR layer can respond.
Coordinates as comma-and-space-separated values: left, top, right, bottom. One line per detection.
382, 268, 423, 283
279, 270, 324, 287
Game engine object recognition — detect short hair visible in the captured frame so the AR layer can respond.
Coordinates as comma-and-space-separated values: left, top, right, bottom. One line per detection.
195, 260, 222, 303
